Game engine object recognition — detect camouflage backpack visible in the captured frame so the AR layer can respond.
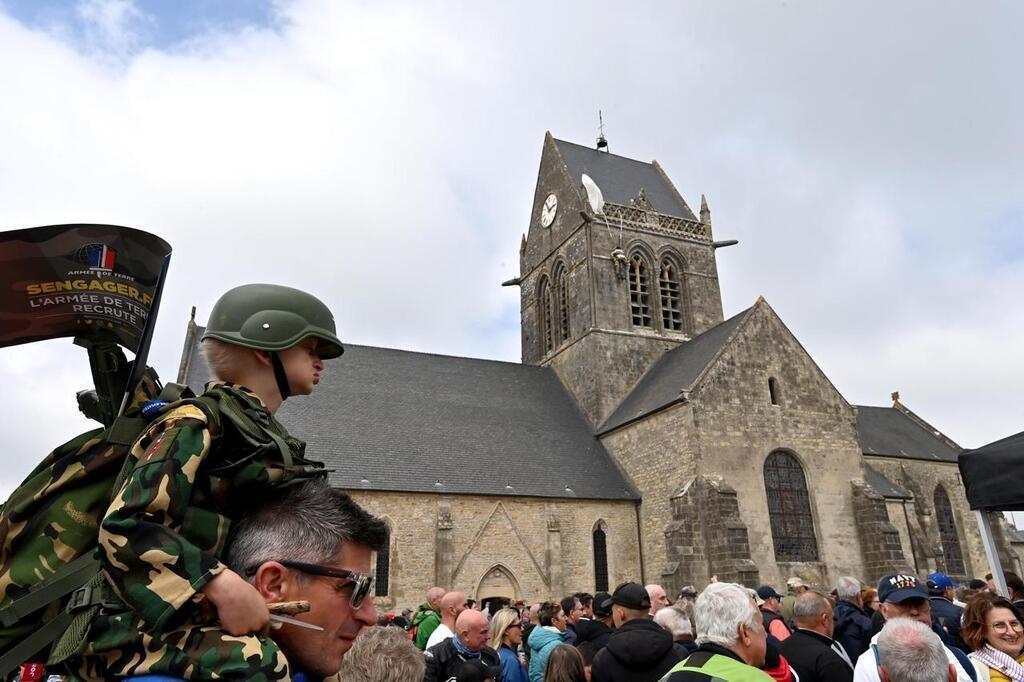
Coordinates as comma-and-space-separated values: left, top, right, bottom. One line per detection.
0, 369, 317, 675
0, 368, 191, 674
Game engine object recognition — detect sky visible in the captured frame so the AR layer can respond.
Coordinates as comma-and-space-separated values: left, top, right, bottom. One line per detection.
0, 1, 1021, 506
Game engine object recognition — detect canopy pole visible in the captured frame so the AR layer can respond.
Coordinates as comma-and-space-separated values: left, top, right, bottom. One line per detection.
976, 510, 1010, 598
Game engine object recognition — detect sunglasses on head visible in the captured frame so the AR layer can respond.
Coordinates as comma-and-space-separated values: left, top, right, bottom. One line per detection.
244, 560, 374, 608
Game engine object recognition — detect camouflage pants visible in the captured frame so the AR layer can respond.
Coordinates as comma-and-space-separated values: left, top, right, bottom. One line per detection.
69, 612, 291, 681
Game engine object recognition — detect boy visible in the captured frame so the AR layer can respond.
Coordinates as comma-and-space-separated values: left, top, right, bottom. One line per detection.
73, 283, 344, 680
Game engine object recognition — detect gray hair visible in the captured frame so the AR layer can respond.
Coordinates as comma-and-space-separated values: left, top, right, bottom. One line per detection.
337, 626, 425, 681
835, 576, 862, 600
876, 618, 949, 682
793, 591, 831, 625
694, 582, 763, 647
225, 479, 387, 578
654, 605, 692, 638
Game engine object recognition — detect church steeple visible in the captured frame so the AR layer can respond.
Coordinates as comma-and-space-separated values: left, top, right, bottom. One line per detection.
515, 133, 726, 426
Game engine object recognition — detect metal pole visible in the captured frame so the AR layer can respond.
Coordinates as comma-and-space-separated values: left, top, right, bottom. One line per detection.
976, 509, 1009, 598
116, 252, 171, 417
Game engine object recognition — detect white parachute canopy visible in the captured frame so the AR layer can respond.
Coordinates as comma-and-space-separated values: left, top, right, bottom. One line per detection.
581, 173, 604, 215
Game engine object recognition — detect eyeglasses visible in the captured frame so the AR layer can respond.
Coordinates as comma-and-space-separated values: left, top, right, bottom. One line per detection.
245, 560, 374, 608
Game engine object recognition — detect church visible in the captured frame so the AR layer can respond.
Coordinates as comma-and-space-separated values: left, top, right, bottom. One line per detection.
178, 132, 1019, 609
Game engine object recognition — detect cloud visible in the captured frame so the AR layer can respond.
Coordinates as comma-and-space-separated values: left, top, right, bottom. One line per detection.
0, 0, 1021, 500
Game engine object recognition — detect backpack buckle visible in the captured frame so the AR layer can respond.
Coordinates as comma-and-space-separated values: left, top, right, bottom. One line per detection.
66, 586, 93, 614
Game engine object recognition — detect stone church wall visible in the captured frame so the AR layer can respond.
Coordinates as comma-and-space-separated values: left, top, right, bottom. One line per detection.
865, 456, 997, 579
348, 491, 641, 610
689, 304, 869, 588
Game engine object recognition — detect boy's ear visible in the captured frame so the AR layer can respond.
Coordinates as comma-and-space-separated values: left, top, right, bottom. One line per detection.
253, 349, 274, 368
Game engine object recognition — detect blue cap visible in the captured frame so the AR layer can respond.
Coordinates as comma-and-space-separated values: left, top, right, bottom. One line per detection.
927, 572, 957, 591
878, 574, 928, 604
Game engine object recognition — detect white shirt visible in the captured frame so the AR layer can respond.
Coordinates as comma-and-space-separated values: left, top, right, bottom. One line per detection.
852, 631, 972, 682
425, 623, 454, 650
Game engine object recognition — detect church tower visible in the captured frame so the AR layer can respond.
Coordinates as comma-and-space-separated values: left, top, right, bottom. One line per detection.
517, 133, 726, 426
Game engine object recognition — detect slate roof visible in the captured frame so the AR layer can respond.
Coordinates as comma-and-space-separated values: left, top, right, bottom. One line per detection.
856, 405, 962, 463
179, 328, 638, 501
553, 138, 697, 220
864, 464, 912, 500
598, 307, 750, 434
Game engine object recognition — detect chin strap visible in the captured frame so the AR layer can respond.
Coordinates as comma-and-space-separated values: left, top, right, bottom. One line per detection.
269, 352, 291, 401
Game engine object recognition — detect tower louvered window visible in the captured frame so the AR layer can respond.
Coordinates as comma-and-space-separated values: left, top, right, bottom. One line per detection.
659, 259, 683, 331
593, 524, 609, 592
764, 451, 819, 562
934, 485, 966, 577
555, 267, 570, 343
539, 277, 554, 353
629, 254, 652, 327
375, 528, 390, 596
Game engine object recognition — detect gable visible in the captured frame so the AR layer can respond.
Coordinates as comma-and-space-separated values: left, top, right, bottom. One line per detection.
689, 298, 852, 414
180, 326, 638, 500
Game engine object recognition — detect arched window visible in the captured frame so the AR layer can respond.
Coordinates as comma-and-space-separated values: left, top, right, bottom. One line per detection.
659, 258, 683, 331
628, 254, 652, 328
374, 526, 391, 596
764, 451, 818, 562
593, 522, 609, 592
553, 263, 570, 344
538, 276, 554, 353
768, 377, 780, 406
934, 485, 966, 576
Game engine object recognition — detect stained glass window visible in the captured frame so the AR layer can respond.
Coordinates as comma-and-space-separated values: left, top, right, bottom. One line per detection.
593, 524, 609, 592
934, 484, 966, 576
764, 451, 818, 561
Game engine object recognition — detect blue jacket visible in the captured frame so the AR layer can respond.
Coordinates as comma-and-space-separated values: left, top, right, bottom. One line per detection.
528, 626, 567, 682
498, 643, 529, 682
833, 599, 873, 659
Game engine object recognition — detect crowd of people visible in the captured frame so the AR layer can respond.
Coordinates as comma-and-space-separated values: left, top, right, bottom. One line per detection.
329, 569, 1024, 682
9, 283, 1022, 682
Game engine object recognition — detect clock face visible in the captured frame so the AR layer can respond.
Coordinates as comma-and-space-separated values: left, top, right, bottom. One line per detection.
540, 193, 558, 227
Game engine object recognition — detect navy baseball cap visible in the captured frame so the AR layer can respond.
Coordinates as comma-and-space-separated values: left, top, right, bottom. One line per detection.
926, 572, 957, 592
756, 585, 784, 601
878, 573, 928, 603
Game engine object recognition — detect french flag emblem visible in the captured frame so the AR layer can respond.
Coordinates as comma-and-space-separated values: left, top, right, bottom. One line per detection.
90, 244, 116, 270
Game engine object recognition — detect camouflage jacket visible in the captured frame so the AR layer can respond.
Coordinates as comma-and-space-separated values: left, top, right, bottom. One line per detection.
73, 383, 326, 681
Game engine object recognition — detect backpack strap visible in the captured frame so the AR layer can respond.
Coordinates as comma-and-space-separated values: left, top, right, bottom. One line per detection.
0, 552, 100, 628
190, 390, 295, 470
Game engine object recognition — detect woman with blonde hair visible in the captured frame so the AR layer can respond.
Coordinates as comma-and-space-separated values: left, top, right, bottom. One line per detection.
490, 607, 529, 682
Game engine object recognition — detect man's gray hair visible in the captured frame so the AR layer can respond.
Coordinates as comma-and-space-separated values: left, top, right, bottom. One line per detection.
793, 591, 831, 624
654, 605, 692, 638
337, 626, 425, 681
226, 479, 387, 577
876, 618, 949, 682
835, 576, 861, 600
694, 582, 763, 647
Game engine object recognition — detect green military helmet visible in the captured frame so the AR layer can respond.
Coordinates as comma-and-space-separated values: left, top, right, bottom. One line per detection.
201, 283, 344, 359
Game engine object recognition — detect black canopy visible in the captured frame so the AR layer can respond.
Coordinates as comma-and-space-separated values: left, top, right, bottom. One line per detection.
959, 430, 1024, 511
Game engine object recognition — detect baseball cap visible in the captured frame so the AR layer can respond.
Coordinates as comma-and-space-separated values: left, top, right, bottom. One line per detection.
786, 577, 808, 589
756, 585, 784, 601
456, 659, 501, 682
878, 573, 928, 603
592, 591, 612, 617
926, 572, 956, 592
603, 582, 651, 611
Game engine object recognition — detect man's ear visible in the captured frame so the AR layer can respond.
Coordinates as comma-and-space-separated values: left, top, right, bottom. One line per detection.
252, 561, 290, 601
737, 623, 751, 647
878, 667, 890, 682
947, 663, 956, 682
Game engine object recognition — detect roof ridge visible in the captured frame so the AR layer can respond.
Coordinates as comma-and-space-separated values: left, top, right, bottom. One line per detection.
551, 137, 656, 167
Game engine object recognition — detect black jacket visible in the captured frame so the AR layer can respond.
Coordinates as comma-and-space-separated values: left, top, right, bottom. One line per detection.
424, 638, 501, 682
591, 617, 683, 682
930, 596, 967, 652
833, 599, 873, 659
574, 618, 613, 650
778, 628, 853, 682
